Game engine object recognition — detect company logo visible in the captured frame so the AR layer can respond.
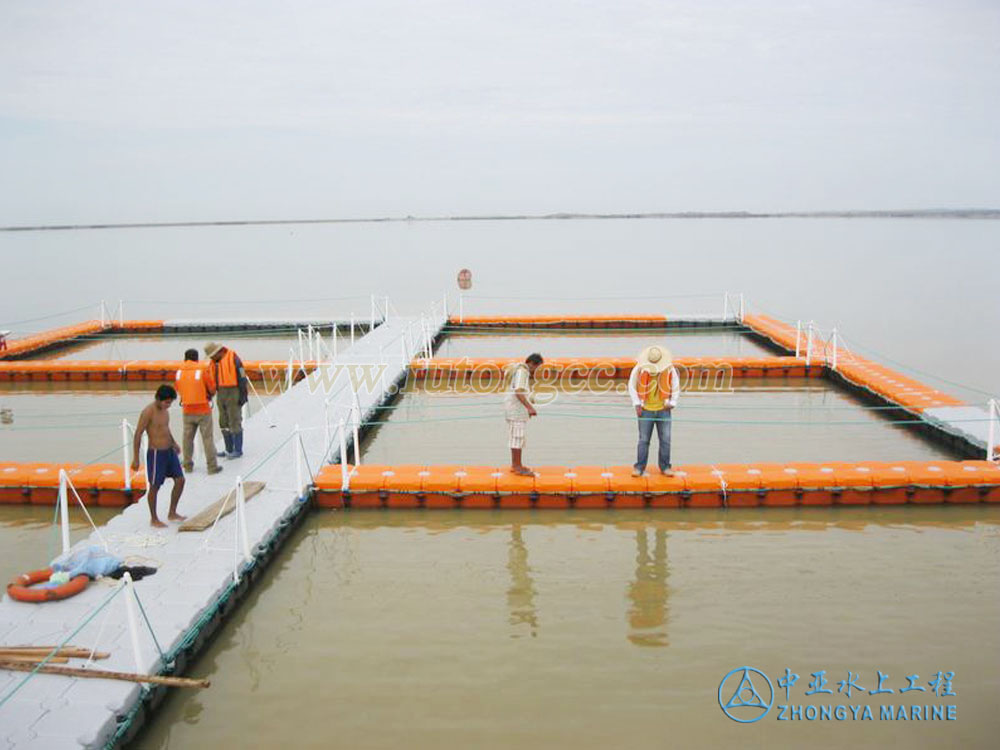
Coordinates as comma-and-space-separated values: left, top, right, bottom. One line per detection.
718, 667, 774, 723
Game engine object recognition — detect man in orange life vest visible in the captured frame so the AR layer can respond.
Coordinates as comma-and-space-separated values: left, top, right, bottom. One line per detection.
204, 341, 249, 459
175, 349, 223, 474
627, 345, 680, 477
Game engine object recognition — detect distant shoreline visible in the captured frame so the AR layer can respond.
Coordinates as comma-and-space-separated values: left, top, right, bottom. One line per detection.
2, 208, 998, 233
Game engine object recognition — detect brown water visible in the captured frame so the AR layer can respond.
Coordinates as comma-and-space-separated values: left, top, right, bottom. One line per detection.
25, 332, 346, 362
139, 508, 1000, 749
0, 383, 280, 463
0, 222, 997, 747
360, 379, 955, 466
436, 329, 772, 358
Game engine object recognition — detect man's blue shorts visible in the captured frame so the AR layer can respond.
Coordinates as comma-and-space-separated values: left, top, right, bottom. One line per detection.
146, 448, 184, 489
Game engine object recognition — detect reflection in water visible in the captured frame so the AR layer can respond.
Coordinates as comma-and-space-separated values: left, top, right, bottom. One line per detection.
506, 525, 539, 638
627, 527, 669, 647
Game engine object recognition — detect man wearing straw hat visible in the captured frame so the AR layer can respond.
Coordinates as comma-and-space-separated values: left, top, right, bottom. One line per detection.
205, 341, 248, 459
628, 345, 680, 477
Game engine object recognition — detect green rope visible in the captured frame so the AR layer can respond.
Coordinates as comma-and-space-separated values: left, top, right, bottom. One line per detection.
132, 587, 166, 664
0, 585, 123, 709
360, 412, 994, 427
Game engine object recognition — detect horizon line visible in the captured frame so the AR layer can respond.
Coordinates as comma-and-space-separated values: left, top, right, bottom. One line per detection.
2, 208, 999, 233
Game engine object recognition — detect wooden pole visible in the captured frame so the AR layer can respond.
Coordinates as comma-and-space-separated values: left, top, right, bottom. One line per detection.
0, 647, 109, 660
0, 660, 210, 689
0, 655, 70, 664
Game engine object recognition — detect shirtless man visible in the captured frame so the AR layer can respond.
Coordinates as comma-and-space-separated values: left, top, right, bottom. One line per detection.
131, 384, 186, 527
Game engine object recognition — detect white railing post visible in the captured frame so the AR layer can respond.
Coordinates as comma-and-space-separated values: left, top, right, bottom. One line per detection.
338, 418, 349, 479
332, 325, 338, 359
99, 300, 107, 328
122, 419, 132, 491
350, 314, 355, 345
378, 346, 387, 395
738, 293, 746, 323
58, 469, 71, 555
286, 348, 294, 390
831, 327, 839, 370
795, 320, 802, 357
805, 321, 814, 367
988, 399, 998, 463
307, 325, 315, 361
384, 296, 389, 324
723, 291, 730, 320
117, 300, 124, 328
236, 476, 251, 562
352, 391, 363, 467
122, 573, 145, 673
370, 294, 376, 331
294, 424, 304, 495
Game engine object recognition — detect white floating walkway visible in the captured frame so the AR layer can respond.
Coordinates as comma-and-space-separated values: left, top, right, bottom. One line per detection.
0, 305, 446, 748
158, 317, 382, 332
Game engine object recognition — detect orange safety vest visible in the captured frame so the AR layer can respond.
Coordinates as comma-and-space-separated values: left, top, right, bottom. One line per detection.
175, 363, 216, 415
637, 368, 673, 406
214, 348, 241, 388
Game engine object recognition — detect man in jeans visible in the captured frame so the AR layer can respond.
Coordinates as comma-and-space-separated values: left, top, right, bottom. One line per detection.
628, 345, 680, 477
175, 349, 223, 475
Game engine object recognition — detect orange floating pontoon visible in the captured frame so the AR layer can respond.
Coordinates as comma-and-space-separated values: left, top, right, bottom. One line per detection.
314, 461, 1000, 509
0, 463, 145, 506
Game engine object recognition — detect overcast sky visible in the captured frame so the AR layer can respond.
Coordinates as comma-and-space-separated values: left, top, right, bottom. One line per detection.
1, 0, 998, 224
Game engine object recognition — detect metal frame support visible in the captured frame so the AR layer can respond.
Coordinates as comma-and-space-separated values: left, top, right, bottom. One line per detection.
738, 293, 746, 323
122, 572, 145, 673
122, 419, 133, 491
831, 327, 839, 370
805, 321, 814, 367
350, 314, 355, 345
795, 320, 802, 358
58, 469, 71, 555
723, 292, 730, 320
339, 418, 349, 488
988, 398, 999, 463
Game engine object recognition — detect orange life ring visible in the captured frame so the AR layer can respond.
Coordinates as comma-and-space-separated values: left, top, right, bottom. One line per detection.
7, 567, 89, 603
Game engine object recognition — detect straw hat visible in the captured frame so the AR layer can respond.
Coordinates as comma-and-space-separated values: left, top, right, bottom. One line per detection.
637, 345, 672, 373
204, 342, 224, 358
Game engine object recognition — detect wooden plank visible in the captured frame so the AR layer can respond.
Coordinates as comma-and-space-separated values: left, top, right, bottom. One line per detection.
178, 481, 267, 532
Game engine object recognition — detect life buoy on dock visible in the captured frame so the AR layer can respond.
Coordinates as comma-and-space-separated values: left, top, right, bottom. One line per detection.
7, 568, 89, 603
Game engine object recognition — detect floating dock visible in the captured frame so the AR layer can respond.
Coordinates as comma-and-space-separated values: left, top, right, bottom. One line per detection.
0, 302, 996, 748
315, 461, 1000, 508
0, 309, 445, 747
0, 318, 380, 361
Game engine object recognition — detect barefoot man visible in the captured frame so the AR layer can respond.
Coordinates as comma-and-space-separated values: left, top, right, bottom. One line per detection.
505, 353, 543, 476
131, 384, 186, 527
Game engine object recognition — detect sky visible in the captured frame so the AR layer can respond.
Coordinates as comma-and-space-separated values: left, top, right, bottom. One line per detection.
1, 0, 999, 225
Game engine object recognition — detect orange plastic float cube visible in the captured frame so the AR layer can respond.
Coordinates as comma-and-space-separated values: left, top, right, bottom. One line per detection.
420, 465, 464, 508
713, 464, 765, 508
752, 464, 800, 506
495, 468, 537, 509
0, 464, 29, 504
603, 466, 648, 508
533, 466, 571, 508
897, 461, 949, 504
381, 465, 425, 508
956, 461, 1000, 503
343, 464, 388, 508
567, 467, 612, 509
